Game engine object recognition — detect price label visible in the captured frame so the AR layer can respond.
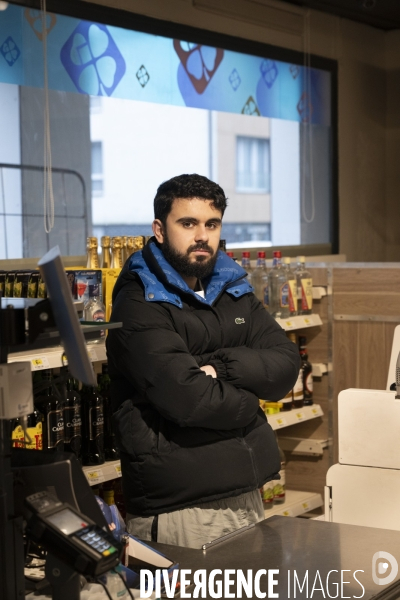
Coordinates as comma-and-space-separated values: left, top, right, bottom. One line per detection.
87, 348, 98, 362
302, 502, 310, 510
114, 463, 122, 477
312, 407, 322, 417
282, 509, 293, 517
296, 412, 305, 421
303, 318, 311, 326
31, 356, 50, 371
275, 417, 287, 428
285, 321, 294, 330
61, 352, 68, 366
85, 469, 105, 485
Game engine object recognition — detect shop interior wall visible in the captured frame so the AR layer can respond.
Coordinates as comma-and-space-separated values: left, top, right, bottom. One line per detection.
79, 0, 400, 263
331, 263, 400, 461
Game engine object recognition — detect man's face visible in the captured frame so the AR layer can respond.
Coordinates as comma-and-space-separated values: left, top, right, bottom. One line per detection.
152, 198, 222, 282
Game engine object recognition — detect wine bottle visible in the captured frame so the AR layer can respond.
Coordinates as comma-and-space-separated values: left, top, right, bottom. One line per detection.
34, 370, 64, 452
80, 384, 105, 465
97, 363, 120, 461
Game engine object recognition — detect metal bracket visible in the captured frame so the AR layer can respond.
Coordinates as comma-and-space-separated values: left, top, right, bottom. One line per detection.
279, 437, 329, 456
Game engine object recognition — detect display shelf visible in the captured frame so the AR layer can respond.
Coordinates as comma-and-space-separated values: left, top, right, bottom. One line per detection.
82, 459, 122, 486
267, 404, 323, 430
264, 490, 323, 519
7, 342, 107, 370
275, 313, 322, 331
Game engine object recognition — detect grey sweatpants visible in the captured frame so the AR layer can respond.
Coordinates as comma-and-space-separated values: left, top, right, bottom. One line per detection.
126, 489, 264, 549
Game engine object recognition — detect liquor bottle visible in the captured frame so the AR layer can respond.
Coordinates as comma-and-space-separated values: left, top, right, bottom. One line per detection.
272, 437, 286, 504
241, 251, 252, 278
251, 251, 269, 310
100, 236, 112, 268
226, 251, 234, 259
86, 237, 100, 269
282, 257, 297, 316
97, 363, 119, 461
260, 480, 274, 508
80, 384, 105, 466
219, 239, 226, 252
126, 236, 144, 261
63, 369, 82, 460
121, 236, 128, 264
299, 336, 313, 405
34, 370, 65, 452
268, 251, 290, 318
295, 256, 313, 315
287, 332, 304, 408
110, 237, 123, 269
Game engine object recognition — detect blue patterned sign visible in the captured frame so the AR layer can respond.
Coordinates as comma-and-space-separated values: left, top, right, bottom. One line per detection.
60, 22, 126, 96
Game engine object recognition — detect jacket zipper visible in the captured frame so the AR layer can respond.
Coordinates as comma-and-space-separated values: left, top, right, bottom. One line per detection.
241, 432, 259, 488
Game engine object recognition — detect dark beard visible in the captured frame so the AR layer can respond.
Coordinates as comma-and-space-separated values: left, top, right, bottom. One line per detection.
161, 230, 218, 281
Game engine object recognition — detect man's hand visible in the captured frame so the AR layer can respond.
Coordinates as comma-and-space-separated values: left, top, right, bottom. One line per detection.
200, 364, 217, 378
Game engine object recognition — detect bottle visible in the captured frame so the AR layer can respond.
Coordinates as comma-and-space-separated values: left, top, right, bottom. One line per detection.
282, 257, 297, 316
219, 239, 226, 252
63, 369, 82, 460
100, 236, 112, 268
287, 332, 304, 408
80, 384, 105, 466
86, 237, 100, 269
251, 251, 269, 310
299, 336, 313, 405
122, 236, 128, 264
110, 237, 123, 269
226, 251, 234, 259
272, 438, 286, 504
34, 370, 65, 452
241, 251, 252, 278
84, 296, 106, 344
260, 480, 274, 508
105, 566, 128, 598
268, 251, 290, 318
295, 256, 313, 315
126, 236, 144, 261
98, 363, 120, 461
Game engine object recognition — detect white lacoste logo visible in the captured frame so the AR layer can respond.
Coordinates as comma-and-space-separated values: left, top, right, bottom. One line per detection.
235, 318, 245, 324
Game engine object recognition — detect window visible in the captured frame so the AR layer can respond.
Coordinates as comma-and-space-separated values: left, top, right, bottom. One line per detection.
236, 137, 270, 193
0, 3, 336, 258
91, 142, 103, 196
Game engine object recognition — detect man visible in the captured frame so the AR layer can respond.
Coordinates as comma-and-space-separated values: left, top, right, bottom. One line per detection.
107, 174, 300, 549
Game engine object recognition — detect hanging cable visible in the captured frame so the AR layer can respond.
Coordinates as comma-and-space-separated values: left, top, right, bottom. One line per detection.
301, 9, 316, 224
40, 0, 55, 233
0, 167, 8, 258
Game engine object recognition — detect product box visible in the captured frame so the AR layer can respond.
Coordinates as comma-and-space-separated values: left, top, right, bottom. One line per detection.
102, 268, 121, 322
66, 269, 103, 305
27, 271, 40, 298
13, 270, 34, 298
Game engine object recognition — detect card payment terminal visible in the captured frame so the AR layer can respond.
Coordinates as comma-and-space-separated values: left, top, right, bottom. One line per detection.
25, 491, 122, 577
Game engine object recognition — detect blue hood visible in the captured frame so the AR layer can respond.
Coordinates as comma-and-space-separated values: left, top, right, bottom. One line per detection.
128, 241, 253, 308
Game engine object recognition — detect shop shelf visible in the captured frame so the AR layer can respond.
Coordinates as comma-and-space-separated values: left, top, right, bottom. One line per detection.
82, 459, 122, 486
275, 313, 323, 331
267, 404, 323, 430
7, 342, 107, 370
264, 490, 323, 519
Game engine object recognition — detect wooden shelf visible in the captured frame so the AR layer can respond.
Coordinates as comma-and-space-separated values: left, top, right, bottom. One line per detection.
264, 489, 323, 518
267, 404, 323, 430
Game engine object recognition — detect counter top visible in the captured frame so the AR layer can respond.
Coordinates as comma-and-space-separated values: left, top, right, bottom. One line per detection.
149, 516, 400, 599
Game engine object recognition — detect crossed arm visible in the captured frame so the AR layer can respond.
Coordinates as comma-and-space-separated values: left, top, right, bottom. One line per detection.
107, 290, 300, 430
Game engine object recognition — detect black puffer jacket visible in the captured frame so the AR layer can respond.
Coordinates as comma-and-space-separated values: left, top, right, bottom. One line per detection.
106, 241, 300, 516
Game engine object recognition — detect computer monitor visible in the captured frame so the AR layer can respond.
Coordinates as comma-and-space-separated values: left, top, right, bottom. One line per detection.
11, 448, 107, 529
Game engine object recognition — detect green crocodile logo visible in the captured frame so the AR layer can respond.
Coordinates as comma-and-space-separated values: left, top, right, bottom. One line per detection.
235, 318, 245, 325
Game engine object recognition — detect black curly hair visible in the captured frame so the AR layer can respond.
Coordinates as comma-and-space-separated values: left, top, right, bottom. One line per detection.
154, 174, 228, 223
